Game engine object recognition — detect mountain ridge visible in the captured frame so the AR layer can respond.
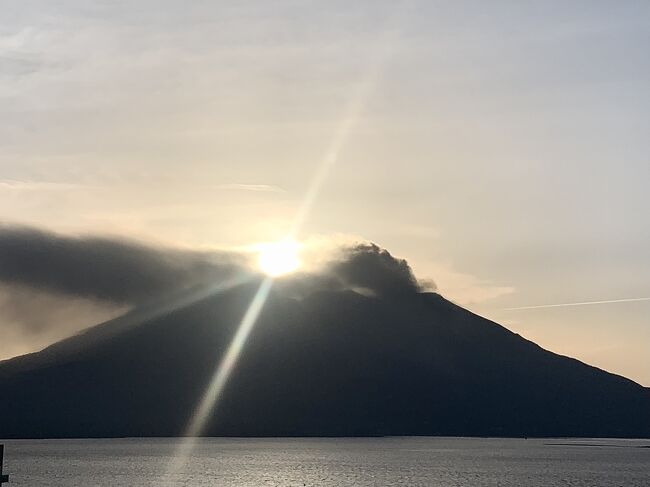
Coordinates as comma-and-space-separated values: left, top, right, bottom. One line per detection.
1, 282, 648, 439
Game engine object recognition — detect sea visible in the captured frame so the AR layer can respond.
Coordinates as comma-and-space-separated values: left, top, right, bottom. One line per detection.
2, 437, 649, 486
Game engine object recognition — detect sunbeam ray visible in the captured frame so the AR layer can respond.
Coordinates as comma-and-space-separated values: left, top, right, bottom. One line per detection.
88, 273, 254, 348
288, 27, 402, 239
184, 277, 273, 438
164, 278, 274, 480
162, 8, 408, 482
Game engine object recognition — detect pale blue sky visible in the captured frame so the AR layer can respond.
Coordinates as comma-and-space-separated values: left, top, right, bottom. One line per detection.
1, 1, 649, 383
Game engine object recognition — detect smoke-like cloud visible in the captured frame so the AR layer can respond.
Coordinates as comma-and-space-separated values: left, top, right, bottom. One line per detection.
276, 242, 434, 298
0, 224, 432, 361
0, 224, 242, 305
329, 243, 429, 296
0, 225, 429, 305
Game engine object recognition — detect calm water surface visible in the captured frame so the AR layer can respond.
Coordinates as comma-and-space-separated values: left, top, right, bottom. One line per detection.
2, 437, 649, 486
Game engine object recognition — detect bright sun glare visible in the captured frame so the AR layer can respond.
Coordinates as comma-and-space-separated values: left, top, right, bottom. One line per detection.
257, 240, 301, 277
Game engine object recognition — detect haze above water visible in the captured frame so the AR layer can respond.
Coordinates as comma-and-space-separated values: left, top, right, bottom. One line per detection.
3, 437, 649, 486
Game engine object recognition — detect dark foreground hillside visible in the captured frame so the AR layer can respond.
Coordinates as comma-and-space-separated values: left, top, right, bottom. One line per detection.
1, 282, 649, 438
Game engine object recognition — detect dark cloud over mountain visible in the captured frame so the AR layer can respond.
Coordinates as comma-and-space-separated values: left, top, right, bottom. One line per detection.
275, 244, 432, 299
330, 243, 429, 296
0, 224, 241, 305
0, 224, 430, 355
0, 225, 428, 305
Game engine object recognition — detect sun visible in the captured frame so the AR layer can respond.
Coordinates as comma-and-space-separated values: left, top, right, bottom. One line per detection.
257, 240, 301, 277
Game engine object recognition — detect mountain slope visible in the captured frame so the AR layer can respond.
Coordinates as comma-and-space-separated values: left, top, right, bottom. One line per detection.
0, 282, 648, 438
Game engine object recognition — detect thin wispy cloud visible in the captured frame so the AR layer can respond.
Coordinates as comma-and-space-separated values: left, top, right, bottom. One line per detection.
0, 179, 84, 191
215, 183, 286, 193
503, 297, 650, 311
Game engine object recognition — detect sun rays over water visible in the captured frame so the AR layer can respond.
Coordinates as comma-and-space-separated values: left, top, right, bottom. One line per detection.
161, 11, 405, 481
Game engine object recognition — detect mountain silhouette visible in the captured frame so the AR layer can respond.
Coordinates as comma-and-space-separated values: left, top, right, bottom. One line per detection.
1, 281, 648, 438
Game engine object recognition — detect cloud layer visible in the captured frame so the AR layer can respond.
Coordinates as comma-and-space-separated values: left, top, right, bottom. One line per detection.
0, 224, 431, 360
0, 224, 241, 305
0, 225, 428, 305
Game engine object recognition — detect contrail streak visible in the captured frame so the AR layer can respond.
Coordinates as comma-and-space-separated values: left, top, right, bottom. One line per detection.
502, 297, 650, 311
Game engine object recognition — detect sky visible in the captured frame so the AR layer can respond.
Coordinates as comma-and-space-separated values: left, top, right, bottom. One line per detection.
1, 1, 649, 385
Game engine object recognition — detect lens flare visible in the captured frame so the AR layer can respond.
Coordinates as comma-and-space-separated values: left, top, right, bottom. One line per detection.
162, 11, 405, 482
257, 240, 301, 277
